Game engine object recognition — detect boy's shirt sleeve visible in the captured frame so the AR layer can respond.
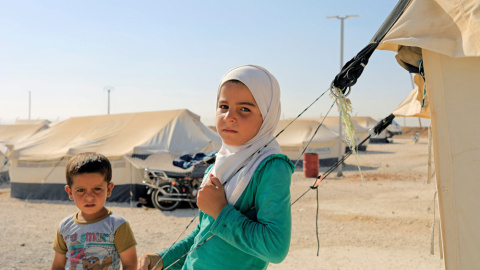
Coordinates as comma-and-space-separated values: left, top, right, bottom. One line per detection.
52, 229, 68, 254
210, 157, 294, 263
114, 221, 137, 253
158, 219, 201, 270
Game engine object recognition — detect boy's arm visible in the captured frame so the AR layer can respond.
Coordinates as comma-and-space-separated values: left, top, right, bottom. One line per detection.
119, 246, 137, 270
50, 252, 66, 270
51, 228, 67, 270
114, 222, 137, 270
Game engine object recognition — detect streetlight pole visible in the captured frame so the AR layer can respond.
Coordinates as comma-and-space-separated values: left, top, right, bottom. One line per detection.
28, 91, 31, 120
104, 86, 114, 115
327, 14, 358, 177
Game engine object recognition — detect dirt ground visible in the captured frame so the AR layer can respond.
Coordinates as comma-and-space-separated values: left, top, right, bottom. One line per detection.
0, 137, 445, 270
398, 126, 429, 138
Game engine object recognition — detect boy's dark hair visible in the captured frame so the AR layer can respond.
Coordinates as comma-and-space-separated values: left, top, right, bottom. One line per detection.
66, 152, 112, 187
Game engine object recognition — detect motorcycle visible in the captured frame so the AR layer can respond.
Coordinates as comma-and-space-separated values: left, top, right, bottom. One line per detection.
141, 152, 216, 211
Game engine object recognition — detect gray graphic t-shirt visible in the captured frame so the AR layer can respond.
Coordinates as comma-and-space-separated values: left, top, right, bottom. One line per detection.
58, 212, 126, 270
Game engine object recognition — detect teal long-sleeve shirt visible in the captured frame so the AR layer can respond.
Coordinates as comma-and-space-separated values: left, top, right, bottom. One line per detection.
158, 154, 295, 270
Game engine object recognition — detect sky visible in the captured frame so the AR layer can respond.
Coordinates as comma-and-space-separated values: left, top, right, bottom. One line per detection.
0, 0, 430, 127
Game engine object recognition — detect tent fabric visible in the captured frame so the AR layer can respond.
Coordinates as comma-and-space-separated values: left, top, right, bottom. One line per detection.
306, 117, 370, 150
393, 73, 431, 119
274, 119, 343, 165
11, 110, 220, 160
0, 123, 48, 147
14, 119, 51, 125
0, 123, 48, 180
124, 153, 212, 178
378, 0, 480, 58
423, 50, 480, 269
376, 0, 480, 268
9, 109, 221, 202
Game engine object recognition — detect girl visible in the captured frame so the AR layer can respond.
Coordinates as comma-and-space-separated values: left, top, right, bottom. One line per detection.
138, 65, 294, 270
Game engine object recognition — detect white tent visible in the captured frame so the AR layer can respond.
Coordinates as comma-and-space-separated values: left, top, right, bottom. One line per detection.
0, 123, 48, 147
9, 109, 221, 202
350, 116, 386, 142
306, 117, 370, 151
376, 0, 480, 268
0, 123, 48, 181
351, 116, 401, 143
275, 118, 343, 166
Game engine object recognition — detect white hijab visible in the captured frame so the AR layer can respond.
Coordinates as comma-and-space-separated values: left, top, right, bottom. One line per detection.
204, 65, 282, 205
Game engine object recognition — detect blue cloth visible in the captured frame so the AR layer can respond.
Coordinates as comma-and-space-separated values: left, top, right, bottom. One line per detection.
173, 151, 217, 169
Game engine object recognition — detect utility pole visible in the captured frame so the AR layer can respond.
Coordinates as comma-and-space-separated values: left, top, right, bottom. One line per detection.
29, 91, 31, 120
327, 14, 358, 177
104, 86, 114, 115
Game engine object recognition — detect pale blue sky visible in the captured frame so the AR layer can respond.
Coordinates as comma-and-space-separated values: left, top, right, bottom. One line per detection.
0, 0, 429, 126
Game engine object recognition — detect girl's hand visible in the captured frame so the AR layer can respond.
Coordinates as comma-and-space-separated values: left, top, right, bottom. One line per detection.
197, 174, 228, 219
137, 253, 163, 270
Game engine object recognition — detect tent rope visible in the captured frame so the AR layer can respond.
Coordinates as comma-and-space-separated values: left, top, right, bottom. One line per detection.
293, 100, 336, 168
290, 114, 396, 256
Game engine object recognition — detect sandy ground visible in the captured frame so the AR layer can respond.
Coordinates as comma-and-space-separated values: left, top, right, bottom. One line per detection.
0, 137, 445, 270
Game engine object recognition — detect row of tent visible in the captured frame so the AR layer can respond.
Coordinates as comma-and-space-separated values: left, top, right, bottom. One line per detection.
0, 110, 401, 202
275, 116, 402, 165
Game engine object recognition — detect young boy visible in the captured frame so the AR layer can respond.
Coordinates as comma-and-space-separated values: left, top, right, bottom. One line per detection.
51, 152, 137, 270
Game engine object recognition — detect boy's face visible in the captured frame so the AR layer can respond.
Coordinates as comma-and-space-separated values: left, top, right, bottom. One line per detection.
216, 81, 263, 146
65, 173, 114, 221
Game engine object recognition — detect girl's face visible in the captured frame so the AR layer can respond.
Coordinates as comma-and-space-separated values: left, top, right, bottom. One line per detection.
216, 81, 263, 146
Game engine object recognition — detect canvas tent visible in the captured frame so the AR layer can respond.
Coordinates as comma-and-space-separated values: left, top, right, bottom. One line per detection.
351, 116, 401, 143
14, 119, 51, 125
275, 118, 343, 166
305, 117, 370, 151
331, 0, 480, 268
378, 1, 480, 268
9, 109, 221, 202
0, 123, 48, 147
0, 123, 49, 181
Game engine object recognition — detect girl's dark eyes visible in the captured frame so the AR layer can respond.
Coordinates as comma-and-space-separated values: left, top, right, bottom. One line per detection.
218, 105, 251, 112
